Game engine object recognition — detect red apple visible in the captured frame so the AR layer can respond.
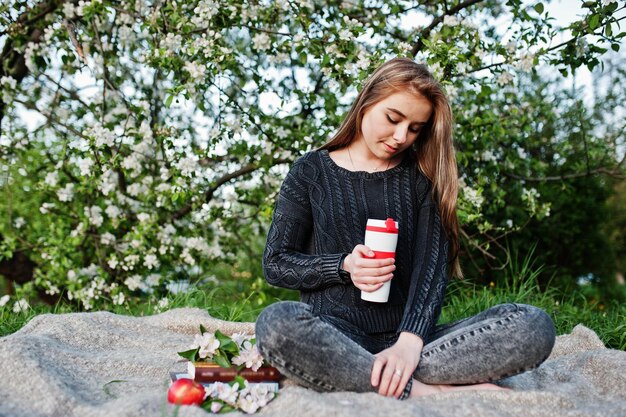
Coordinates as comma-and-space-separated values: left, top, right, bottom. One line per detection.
168, 378, 205, 406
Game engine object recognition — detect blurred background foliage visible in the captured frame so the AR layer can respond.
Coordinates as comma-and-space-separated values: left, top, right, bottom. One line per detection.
0, 0, 624, 341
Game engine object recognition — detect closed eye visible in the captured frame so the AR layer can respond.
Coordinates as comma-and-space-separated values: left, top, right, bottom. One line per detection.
386, 115, 422, 134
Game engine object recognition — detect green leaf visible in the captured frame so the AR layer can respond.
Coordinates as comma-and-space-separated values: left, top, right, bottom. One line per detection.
165, 95, 174, 108
214, 330, 237, 353
102, 380, 127, 398
231, 375, 246, 387
534, 3, 544, 14
589, 14, 600, 31
213, 352, 231, 368
606, 23, 612, 37
199, 324, 207, 334
611, 43, 620, 52
177, 348, 199, 362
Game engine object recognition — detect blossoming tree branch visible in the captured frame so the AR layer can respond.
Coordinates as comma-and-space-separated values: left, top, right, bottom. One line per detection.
0, 0, 624, 310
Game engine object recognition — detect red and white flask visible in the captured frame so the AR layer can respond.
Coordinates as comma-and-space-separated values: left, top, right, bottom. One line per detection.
361, 218, 399, 303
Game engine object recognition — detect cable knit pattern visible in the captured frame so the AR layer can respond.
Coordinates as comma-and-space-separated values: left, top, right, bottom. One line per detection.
263, 149, 450, 340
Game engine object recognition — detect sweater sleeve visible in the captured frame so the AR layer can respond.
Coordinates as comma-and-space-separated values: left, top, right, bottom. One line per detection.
262, 156, 351, 291
397, 184, 449, 340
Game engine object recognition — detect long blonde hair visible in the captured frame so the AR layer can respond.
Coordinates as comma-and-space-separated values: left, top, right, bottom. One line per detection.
320, 57, 462, 278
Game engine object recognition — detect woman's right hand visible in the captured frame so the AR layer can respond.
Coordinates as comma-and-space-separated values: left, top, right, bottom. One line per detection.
342, 245, 396, 292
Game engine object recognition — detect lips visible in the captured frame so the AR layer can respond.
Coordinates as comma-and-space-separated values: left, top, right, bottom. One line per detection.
383, 143, 398, 153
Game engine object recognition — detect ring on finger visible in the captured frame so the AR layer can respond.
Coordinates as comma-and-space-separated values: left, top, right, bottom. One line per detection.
394, 369, 402, 377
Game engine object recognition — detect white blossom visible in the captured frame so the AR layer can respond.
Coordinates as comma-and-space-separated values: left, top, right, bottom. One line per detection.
75, 157, 94, 176
160, 33, 183, 52
214, 382, 240, 405
143, 254, 160, 269
575, 38, 588, 57
45, 281, 60, 296
481, 149, 497, 162
44, 171, 59, 187
124, 275, 143, 291
338, 28, 352, 41
57, 183, 75, 202
13, 217, 26, 229
68, 138, 90, 152
191, 332, 221, 359
237, 382, 275, 413
515, 53, 534, 71
87, 124, 116, 147
275, 126, 289, 139
122, 154, 142, 172
156, 297, 169, 311
210, 402, 223, 413
13, 299, 30, 313
127, 183, 148, 196
176, 156, 198, 177
24, 42, 39, 72
443, 15, 460, 26
252, 33, 271, 51
85, 206, 104, 227
230, 332, 254, 348
184, 61, 205, 81
100, 232, 116, 245
105, 204, 122, 219
145, 274, 161, 288
496, 71, 514, 86
191, 0, 219, 26
0, 76, 17, 101
108, 256, 119, 269
505, 41, 517, 54
112, 292, 125, 305
100, 169, 117, 195
231, 341, 264, 371
0, 295, 9, 307
463, 186, 484, 208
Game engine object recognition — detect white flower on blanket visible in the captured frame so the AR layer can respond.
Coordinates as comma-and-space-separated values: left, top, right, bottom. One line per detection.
230, 332, 254, 348
190, 332, 221, 359
237, 382, 276, 414
213, 381, 241, 405
232, 341, 264, 371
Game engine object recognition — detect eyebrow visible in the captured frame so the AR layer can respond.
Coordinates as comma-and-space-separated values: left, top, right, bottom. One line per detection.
386, 108, 428, 125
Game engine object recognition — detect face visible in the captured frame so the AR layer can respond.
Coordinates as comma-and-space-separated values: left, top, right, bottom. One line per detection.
357, 90, 433, 161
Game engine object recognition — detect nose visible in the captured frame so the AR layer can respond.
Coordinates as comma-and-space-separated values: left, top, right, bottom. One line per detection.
393, 125, 408, 143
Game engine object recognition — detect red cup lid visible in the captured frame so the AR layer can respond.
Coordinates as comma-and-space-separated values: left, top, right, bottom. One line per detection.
385, 218, 398, 233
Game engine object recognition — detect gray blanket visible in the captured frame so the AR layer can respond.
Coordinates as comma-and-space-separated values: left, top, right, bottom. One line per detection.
0, 308, 624, 417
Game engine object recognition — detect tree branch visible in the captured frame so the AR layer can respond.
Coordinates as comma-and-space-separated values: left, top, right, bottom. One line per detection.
411, 0, 484, 57
172, 159, 290, 220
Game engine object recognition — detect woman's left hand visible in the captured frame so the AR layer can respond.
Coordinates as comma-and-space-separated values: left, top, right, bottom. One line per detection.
370, 332, 424, 398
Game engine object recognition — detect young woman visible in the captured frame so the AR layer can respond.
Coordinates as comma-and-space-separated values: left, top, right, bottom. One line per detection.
255, 57, 555, 400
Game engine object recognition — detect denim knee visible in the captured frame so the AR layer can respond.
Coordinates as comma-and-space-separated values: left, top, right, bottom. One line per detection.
512, 304, 556, 366
255, 301, 309, 359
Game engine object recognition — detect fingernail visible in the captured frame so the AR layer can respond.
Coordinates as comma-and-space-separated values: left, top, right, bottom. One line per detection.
368, 251, 374, 257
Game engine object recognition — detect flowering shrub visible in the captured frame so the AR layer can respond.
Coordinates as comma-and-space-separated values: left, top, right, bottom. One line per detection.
177, 326, 275, 414
0, 0, 624, 308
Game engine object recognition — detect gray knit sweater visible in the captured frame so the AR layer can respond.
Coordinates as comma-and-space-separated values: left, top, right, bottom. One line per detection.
262, 149, 449, 340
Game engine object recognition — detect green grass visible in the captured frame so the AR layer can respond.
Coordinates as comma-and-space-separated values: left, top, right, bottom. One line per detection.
440, 251, 626, 350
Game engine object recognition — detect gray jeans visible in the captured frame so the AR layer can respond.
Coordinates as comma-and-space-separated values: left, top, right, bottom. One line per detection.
255, 301, 555, 399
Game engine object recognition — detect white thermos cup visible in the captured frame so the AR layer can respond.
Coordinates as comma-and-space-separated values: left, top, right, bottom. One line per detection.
360, 218, 399, 303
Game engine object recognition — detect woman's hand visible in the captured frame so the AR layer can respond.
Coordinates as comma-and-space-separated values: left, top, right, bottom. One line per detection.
371, 332, 424, 398
342, 245, 395, 292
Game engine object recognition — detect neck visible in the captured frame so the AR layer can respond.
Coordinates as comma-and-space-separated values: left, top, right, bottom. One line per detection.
346, 141, 398, 172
